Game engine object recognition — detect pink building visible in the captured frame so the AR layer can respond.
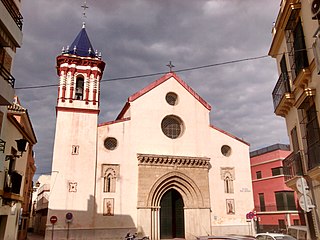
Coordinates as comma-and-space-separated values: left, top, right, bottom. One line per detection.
250, 144, 302, 233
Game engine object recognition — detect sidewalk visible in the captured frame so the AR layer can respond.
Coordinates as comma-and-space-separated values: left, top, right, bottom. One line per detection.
27, 232, 45, 240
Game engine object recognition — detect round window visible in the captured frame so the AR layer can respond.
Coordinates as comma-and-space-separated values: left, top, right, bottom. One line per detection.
221, 145, 232, 157
161, 115, 184, 139
104, 137, 118, 150
165, 92, 178, 106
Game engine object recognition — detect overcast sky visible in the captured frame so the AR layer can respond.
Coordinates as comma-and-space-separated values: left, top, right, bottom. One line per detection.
13, 0, 288, 177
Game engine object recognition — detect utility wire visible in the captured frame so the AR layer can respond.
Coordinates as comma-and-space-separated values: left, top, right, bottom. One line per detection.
14, 54, 270, 90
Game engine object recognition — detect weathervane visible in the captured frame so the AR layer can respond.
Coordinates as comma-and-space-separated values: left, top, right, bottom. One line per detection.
166, 61, 175, 72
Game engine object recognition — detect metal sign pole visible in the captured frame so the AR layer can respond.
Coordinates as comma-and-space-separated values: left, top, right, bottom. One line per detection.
51, 223, 54, 240
67, 222, 70, 240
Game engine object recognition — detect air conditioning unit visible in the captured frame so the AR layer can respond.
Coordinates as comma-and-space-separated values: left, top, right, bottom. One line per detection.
312, 0, 320, 19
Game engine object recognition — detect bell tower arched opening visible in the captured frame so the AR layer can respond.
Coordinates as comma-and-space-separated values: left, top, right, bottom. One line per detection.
75, 76, 84, 100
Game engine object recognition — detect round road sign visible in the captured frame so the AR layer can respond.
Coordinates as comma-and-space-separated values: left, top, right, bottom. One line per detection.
296, 177, 309, 194
299, 195, 314, 212
50, 216, 58, 224
246, 211, 255, 219
66, 212, 73, 222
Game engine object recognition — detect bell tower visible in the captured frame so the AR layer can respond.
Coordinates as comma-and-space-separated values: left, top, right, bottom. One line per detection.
56, 23, 105, 110
47, 22, 106, 237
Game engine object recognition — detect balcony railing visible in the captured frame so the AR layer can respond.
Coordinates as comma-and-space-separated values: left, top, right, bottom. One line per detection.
255, 204, 297, 212
283, 151, 303, 181
272, 72, 291, 111
0, 65, 15, 88
4, 170, 22, 195
0, 138, 5, 153
1, 0, 23, 30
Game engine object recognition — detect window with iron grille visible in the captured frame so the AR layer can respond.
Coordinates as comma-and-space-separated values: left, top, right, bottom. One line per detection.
221, 145, 231, 157
256, 171, 262, 179
104, 137, 118, 150
272, 167, 283, 176
278, 219, 286, 230
161, 115, 184, 139
306, 104, 320, 169
165, 92, 178, 106
299, 99, 320, 170
280, 54, 290, 92
293, 19, 309, 76
275, 191, 296, 211
259, 193, 266, 212
291, 127, 299, 153
285, 16, 309, 81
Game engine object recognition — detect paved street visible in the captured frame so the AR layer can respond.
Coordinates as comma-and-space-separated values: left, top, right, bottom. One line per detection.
27, 232, 45, 240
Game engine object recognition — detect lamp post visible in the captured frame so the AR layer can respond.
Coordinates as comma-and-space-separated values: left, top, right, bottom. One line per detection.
15, 138, 28, 156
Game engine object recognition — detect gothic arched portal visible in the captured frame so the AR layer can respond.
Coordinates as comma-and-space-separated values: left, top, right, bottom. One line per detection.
160, 189, 185, 239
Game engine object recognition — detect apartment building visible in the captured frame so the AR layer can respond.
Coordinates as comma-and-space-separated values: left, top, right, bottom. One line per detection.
269, 0, 320, 239
0, 0, 37, 239
250, 144, 301, 234
30, 175, 50, 236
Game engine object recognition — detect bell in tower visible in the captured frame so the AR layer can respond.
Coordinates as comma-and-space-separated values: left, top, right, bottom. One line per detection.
56, 22, 106, 110
75, 76, 84, 100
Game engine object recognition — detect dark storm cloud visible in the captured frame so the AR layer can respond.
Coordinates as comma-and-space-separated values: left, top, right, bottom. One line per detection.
13, 0, 287, 177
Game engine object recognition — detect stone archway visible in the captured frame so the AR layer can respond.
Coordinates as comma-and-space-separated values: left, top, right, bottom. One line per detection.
146, 171, 207, 240
147, 171, 204, 208
137, 154, 211, 240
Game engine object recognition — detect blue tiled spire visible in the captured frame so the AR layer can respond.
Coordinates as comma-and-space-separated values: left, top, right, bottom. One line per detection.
66, 23, 97, 58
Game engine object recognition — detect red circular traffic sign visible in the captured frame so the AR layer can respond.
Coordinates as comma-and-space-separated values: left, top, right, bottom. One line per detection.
246, 211, 255, 219
50, 215, 58, 224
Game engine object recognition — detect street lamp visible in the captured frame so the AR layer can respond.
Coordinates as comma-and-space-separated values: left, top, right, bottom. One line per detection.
5, 138, 28, 161
15, 138, 28, 156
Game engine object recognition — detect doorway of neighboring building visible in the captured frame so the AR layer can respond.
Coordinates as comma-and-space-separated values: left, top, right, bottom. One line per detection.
160, 189, 185, 239
0, 215, 7, 239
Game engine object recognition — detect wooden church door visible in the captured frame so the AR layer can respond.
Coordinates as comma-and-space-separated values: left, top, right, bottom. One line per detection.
160, 189, 185, 239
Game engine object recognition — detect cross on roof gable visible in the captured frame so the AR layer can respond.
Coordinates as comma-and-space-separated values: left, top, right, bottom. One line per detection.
116, 72, 211, 119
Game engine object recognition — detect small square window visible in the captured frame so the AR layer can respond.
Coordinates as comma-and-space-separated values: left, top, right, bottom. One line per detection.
72, 145, 79, 155
256, 171, 262, 179
272, 167, 283, 176
69, 182, 77, 192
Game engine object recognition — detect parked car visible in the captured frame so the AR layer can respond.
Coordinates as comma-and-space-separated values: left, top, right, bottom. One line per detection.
197, 235, 256, 240
255, 233, 297, 240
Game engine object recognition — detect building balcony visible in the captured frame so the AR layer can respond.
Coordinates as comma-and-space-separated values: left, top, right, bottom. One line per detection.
2, 170, 23, 202
255, 204, 297, 213
306, 149, 320, 181
283, 151, 304, 190
0, 65, 15, 105
283, 151, 304, 181
1, 0, 22, 30
0, 0, 23, 48
0, 138, 5, 153
36, 196, 49, 211
272, 72, 294, 117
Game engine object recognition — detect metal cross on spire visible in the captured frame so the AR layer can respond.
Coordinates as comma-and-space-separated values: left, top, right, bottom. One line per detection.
166, 61, 175, 72
81, 0, 89, 19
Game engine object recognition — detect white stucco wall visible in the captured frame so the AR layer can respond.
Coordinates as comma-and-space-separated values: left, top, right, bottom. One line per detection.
96, 76, 254, 237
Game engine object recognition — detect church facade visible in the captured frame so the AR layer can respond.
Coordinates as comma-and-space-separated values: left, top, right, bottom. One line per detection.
46, 24, 254, 240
